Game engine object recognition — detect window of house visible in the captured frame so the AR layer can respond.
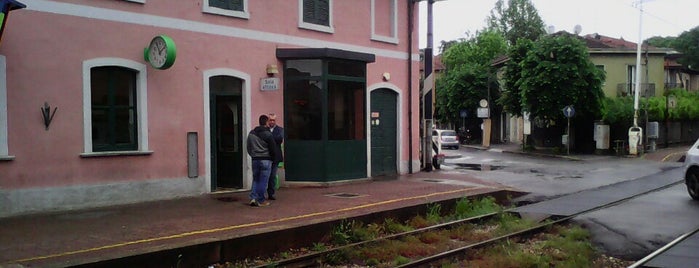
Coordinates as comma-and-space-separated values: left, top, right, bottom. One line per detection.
299, 0, 333, 33
328, 80, 365, 140
203, 0, 249, 19
285, 60, 323, 140
82, 58, 149, 156
90, 67, 138, 152
596, 65, 606, 86
0, 55, 10, 160
371, 0, 398, 44
284, 59, 366, 141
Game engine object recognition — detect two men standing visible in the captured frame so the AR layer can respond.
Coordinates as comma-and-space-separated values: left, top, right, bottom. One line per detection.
246, 114, 283, 207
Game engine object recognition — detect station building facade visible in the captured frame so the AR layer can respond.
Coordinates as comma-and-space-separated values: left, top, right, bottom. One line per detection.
0, 0, 422, 217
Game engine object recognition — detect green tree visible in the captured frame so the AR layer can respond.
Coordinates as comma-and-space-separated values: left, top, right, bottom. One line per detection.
435, 30, 507, 125
497, 39, 532, 116
673, 26, 699, 70
519, 34, 605, 123
486, 0, 546, 45
645, 36, 676, 48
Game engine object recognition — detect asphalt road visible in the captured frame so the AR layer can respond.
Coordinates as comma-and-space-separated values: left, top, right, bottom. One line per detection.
441, 146, 698, 260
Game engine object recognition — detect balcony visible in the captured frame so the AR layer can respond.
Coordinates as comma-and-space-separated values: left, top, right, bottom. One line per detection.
616, 83, 655, 98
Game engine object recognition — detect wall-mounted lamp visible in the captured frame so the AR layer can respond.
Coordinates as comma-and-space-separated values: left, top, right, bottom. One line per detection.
266, 64, 278, 77
382, 72, 391, 81
41, 102, 57, 130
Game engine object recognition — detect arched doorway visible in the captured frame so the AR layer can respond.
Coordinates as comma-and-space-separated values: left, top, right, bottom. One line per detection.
370, 88, 398, 177
209, 75, 243, 190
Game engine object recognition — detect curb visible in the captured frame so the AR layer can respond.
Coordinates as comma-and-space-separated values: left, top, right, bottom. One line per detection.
461, 144, 584, 161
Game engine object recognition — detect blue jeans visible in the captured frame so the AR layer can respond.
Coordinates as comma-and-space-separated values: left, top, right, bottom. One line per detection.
250, 159, 272, 203
268, 162, 278, 197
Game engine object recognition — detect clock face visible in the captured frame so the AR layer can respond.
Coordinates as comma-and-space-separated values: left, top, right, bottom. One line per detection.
146, 35, 176, 69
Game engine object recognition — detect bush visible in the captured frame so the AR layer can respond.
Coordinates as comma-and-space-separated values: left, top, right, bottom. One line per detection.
601, 90, 699, 124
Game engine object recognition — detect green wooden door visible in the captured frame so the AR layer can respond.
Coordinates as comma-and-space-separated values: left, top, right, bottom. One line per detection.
370, 88, 398, 176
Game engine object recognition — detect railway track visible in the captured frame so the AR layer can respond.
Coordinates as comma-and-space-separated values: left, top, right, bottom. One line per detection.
248, 179, 684, 268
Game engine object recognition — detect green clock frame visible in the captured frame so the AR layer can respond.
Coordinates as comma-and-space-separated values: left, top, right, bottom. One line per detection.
144, 35, 177, 70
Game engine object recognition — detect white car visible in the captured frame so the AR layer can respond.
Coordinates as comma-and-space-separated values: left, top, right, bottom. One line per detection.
684, 138, 699, 200
432, 129, 460, 150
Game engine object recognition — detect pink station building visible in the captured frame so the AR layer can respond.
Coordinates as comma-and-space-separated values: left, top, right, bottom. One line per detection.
0, 0, 424, 217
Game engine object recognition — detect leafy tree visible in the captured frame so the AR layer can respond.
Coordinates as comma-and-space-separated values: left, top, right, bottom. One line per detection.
439, 40, 459, 54
497, 39, 533, 116
519, 34, 605, 123
435, 31, 507, 125
673, 26, 699, 70
645, 36, 676, 48
486, 0, 546, 45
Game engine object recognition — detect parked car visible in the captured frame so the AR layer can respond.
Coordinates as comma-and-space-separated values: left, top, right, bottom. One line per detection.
432, 129, 460, 150
684, 138, 699, 200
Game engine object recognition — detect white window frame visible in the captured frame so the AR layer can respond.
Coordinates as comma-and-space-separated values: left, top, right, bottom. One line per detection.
298, 0, 334, 33
0, 55, 12, 160
371, 0, 398, 44
81, 58, 150, 156
203, 0, 250, 19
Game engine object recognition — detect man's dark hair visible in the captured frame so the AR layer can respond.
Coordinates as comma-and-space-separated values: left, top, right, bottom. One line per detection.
258, 114, 269, 126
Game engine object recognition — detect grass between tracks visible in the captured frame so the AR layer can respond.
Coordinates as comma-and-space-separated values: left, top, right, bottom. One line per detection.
215, 197, 633, 268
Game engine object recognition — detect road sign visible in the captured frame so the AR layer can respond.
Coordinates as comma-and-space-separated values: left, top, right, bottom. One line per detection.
477, 107, 489, 118
563, 105, 575, 118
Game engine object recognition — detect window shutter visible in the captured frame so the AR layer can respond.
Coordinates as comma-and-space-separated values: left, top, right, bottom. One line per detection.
230, 0, 243, 11
209, 0, 244, 11
303, 0, 316, 23
303, 0, 329, 26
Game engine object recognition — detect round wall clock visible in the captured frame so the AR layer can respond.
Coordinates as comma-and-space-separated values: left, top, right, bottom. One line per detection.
144, 35, 176, 70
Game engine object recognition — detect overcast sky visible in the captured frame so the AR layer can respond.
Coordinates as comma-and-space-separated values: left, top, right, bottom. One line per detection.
418, 0, 699, 49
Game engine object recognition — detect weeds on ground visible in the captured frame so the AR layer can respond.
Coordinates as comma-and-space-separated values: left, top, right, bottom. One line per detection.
464, 225, 598, 268
453, 196, 503, 219
426, 203, 443, 223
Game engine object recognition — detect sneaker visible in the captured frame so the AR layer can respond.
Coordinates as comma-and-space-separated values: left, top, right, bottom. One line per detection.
268, 195, 276, 200
257, 201, 271, 207
249, 199, 259, 207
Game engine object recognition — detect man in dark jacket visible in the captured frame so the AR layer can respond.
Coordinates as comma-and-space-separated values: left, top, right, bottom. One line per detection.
266, 113, 284, 200
246, 115, 278, 207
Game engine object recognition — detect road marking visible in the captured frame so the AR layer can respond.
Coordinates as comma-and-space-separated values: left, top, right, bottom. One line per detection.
9, 188, 477, 264
662, 152, 685, 162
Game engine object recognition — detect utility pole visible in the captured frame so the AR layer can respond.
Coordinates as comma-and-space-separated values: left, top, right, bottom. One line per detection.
629, 0, 644, 156
422, 0, 436, 170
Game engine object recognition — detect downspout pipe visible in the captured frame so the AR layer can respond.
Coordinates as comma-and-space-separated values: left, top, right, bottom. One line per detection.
407, 1, 414, 174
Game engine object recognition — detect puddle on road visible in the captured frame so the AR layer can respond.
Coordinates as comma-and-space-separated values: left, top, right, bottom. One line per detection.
453, 163, 503, 171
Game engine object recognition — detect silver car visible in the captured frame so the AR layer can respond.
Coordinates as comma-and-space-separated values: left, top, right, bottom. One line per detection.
684, 138, 699, 200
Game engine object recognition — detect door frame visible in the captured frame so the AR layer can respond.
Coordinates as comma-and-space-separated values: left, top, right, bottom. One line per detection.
203, 68, 251, 193
367, 83, 403, 175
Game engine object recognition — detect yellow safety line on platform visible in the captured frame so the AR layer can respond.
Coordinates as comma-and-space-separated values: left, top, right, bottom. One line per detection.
10, 187, 475, 264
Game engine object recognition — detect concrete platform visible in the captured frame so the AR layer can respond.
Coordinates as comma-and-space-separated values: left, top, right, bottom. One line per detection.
0, 171, 514, 267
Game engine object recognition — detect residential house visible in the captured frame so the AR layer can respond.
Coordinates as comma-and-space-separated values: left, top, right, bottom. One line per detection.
583, 33, 671, 99
0, 0, 423, 217
664, 53, 699, 92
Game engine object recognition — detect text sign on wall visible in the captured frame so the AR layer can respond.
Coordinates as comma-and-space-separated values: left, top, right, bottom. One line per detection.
260, 78, 279, 91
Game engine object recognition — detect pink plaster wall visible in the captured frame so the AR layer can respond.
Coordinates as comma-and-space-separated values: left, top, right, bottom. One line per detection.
0, 0, 420, 190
